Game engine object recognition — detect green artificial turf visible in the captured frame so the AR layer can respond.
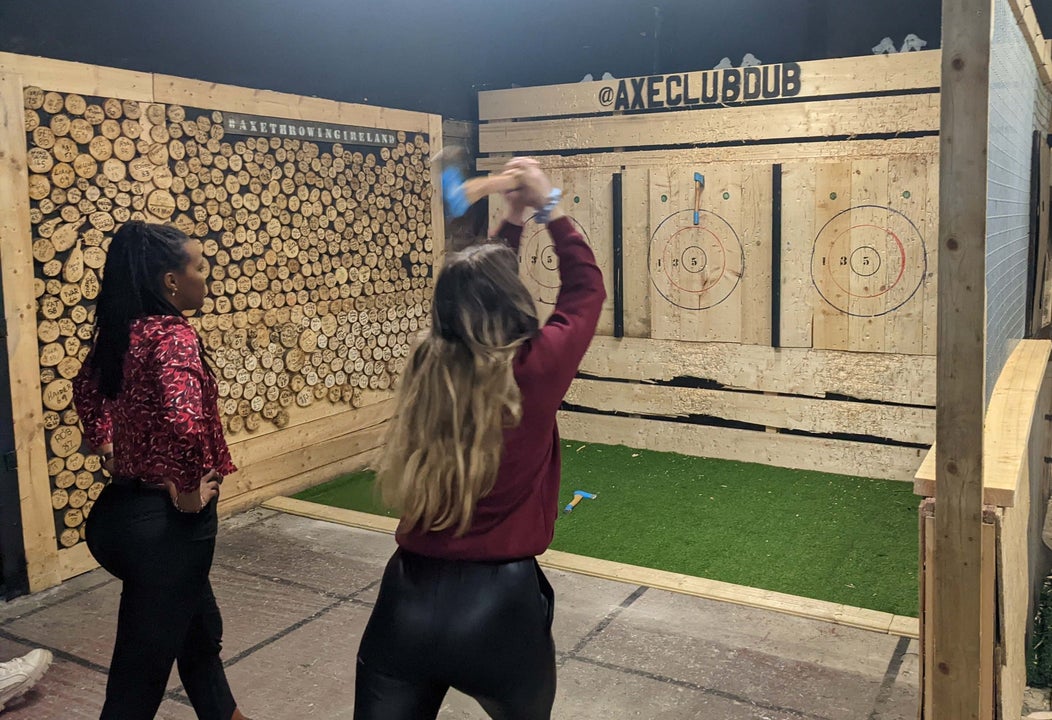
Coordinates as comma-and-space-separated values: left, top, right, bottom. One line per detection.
294, 441, 919, 616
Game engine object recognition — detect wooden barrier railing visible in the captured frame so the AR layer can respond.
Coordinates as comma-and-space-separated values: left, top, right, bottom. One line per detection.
915, 339, 1052, 719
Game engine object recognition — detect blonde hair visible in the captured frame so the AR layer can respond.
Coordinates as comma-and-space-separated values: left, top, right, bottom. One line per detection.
378, 242, 540, 536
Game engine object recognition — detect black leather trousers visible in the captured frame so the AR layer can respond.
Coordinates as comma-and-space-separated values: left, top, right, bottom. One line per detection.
354, 548, 557, 719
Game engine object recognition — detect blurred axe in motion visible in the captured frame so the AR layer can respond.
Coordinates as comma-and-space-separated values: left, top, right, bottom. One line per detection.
431, 145, 521, 218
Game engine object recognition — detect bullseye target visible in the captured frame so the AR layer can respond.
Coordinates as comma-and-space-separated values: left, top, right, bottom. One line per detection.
647, 209, 745, 311
518, 215, 592, 306
810, 205, 927, 318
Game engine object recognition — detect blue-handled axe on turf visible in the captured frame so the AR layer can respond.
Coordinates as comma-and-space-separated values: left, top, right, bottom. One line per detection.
564, 490, 597, 514
693, 172, 705, 225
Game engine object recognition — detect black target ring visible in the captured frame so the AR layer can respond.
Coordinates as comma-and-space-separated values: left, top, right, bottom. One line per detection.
519, 215, 592, 306
810, 204, 927, 318
647, 209, 744, 311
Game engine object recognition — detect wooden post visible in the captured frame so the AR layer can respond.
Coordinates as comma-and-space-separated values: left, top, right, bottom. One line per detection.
933, 0, 992, 716
0, 73, 62, 590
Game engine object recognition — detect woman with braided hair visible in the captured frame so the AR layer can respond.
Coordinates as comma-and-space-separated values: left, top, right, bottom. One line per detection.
73, 221, 250, 720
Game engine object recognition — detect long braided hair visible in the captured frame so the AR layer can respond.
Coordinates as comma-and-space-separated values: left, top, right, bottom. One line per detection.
87, 221, 208, 399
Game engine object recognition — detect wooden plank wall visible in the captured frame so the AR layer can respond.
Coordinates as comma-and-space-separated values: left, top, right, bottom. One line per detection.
480, 52, 940, 482
915, 341, 1052, 718
0, 52, 443, 589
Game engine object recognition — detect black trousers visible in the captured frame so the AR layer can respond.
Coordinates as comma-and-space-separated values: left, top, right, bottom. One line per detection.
86, 482, 236, 720
355, 548, 557, 720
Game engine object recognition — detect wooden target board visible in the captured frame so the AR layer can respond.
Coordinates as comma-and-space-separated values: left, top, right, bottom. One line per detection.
646, 163, 772, 343
24, 87, 437, 549
490, 168, 614, 332
780, 155, 937, 354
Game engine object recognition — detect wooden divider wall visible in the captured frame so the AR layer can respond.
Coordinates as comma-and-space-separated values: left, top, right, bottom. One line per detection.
480, 51, 941, 481
0, 52, 444, 590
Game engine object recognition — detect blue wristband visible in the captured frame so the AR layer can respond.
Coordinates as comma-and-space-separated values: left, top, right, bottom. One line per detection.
534, 188, 562, 225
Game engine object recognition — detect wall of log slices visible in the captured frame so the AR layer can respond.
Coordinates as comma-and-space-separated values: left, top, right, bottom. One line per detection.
0, 54, 443, 588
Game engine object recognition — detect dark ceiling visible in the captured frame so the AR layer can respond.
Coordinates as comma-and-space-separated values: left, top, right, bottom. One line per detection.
0, 0, 941, 120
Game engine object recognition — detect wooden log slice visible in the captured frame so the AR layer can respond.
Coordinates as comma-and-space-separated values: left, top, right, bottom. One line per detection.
145, 103, 166, 126
101, 98, 123, 119
51, 162, 76, 189
52, 489, 69, 510
24, 108, 40, 133
98, 118, 121, 140
167, 104, 186, 124
42, 378, 74, 411
39, 342, 64, 367
146, 190, 176, 220
64, 508, 83, 528
27, 145, 56, 174
113, 136, 136, 161
88, 481, 106, 501
69, 488, 88, 509
49, 424, 82, 458
128, 157, 155, 183
69, 118, 93, 144
57, 356, 82, 380
80, 269, 100, 300
58, 528, 79, 548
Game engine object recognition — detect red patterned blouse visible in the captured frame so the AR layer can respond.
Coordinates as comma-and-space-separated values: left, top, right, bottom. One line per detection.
73, 315, 236, 494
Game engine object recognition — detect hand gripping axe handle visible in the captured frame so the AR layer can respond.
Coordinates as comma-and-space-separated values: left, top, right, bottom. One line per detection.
431, 146, 521, 219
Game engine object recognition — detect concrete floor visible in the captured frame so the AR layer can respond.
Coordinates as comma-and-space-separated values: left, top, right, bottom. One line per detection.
0, 508, 919, 719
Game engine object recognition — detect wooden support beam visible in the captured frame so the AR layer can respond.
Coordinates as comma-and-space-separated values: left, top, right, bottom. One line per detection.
0, 73, 61, 591
932, 0, 992, 715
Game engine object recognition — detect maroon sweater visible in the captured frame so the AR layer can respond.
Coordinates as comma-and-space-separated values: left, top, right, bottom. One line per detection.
396, 215, 606, 560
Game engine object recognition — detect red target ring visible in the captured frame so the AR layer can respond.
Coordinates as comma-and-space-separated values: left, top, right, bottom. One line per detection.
648, 210, 744, 311
810, 205, 927, 318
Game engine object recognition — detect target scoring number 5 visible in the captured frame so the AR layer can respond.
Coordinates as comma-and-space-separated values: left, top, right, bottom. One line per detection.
810, 205, 927, 318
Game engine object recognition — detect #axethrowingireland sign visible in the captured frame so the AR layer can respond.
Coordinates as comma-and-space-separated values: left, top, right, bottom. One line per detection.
223, 112, 397, 147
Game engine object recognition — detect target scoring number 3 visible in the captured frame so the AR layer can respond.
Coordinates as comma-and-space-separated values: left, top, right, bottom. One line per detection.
647, 209, 745, 311
810, 205, 927, 318
518, 214, 592, 306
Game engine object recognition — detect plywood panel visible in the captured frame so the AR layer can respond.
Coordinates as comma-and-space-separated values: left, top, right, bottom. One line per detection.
234, 423, 387, 493
810, 162, 853, 350
220, 447, 380, 519
579, 337, 937, 405
226, 401, 393, 484
788, 154, 937, 355
884, 155, 931, 354
780, 162, 817, 347
565, 378, 935, 444
0, 72, 61, 590
648, 163, 771, 344
622, 166, 652, 338
477, 137, 941, 172
479, 51, 941, 120
479, 94, 940, 154
847, 158, 890, 352
511, 168, 615, 330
